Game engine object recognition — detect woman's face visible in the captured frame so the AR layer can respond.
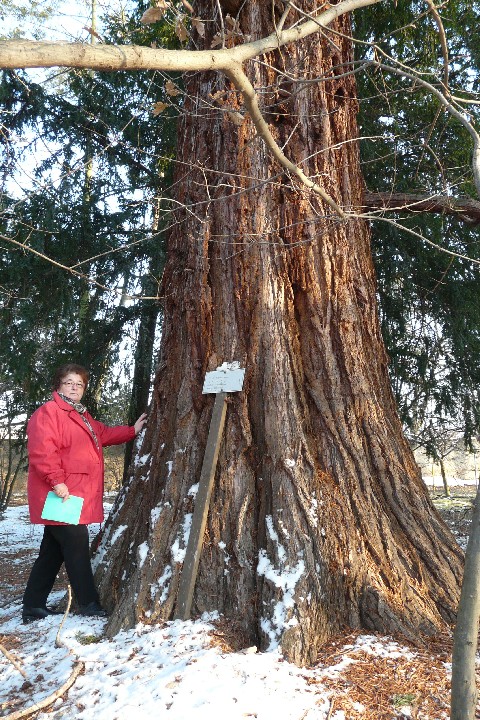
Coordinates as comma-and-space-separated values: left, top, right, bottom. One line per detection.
58, 373, 86, 402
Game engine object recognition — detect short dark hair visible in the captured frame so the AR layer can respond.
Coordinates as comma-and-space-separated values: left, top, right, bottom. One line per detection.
52, 364, 89, 391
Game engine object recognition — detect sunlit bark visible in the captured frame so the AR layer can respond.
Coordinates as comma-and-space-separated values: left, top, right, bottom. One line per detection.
93, 2, 462, 665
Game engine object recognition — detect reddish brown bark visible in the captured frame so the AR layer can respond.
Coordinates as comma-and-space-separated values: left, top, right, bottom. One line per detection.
96, 1, 462, 665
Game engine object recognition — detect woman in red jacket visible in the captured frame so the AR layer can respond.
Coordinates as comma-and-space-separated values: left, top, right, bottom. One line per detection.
22, 363, 147, 623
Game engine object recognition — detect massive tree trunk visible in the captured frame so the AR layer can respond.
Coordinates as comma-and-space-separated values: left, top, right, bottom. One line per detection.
95, 1, 462, 665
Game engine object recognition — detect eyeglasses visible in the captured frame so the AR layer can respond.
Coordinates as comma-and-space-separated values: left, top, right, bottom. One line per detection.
61, 381, 85, 389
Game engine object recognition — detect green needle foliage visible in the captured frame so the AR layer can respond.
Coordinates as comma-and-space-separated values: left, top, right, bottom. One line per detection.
356, 1, 480, 446
0, 2, 179, 504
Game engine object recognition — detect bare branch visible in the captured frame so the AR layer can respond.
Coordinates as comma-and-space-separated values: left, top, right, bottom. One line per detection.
371, 61, 480, 197
226, 63, 346, 217
425, 0, 449, 91
2, 661, 84, 720
414, 1, 450, 181
0, 0, 380, 72
363, 191, 480, 225
0, 644, 30, 684
0, 0, 378, 224
359, 213, 480, 266
215, 0, 226, 49
0, 234, 162, 300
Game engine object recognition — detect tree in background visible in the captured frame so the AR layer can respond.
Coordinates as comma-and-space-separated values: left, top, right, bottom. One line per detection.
0, 1, 173, 502
409, 418, 467, 498
357, 0, 480, 449
0, 382, 26, 511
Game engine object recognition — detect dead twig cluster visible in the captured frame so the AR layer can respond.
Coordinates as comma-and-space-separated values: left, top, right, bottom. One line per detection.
1, 662, 84, 720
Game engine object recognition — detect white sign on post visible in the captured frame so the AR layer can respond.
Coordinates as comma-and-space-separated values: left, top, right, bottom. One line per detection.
176, 361, 246, 620
202, 361, 245, 394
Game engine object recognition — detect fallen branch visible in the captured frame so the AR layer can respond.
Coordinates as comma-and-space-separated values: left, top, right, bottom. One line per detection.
2, 661, 84, 720
55, 584, 72, 649
326, 697, 336, 719
0, 643, 30, 684
2, 587, 84, 720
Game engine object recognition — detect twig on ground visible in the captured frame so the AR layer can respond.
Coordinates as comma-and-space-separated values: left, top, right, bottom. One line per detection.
2, 585, 84, 720
55, 583, 72, 649
0, 643, 30, 684
326, 697, 335, 719
1, 660, 84, 720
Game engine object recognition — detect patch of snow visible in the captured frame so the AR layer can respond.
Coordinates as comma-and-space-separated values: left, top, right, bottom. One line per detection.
309, 495, 318, 528
136, 453, 151, 467
257, 515, 305, 650
138, 541, 149, 567
150, 504, 164, 528
265, 515, 286, 563
217, 540, 231, 574
171, 513, 192, 563
152, 565, 172, 604
109, 524, 128, 546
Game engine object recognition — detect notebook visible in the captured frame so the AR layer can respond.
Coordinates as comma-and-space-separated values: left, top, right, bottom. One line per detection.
41, 492, 84, 524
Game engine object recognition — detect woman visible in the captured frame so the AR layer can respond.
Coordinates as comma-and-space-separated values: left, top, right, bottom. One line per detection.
22, 363, 147, 623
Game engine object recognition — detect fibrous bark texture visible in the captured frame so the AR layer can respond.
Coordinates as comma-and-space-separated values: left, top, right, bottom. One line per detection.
96, 1, 462, 665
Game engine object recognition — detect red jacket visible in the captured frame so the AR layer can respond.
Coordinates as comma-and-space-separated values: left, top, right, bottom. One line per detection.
27, 391, 135, 525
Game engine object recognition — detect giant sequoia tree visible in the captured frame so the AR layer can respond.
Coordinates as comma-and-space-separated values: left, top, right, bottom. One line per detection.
0, 1, 469, 665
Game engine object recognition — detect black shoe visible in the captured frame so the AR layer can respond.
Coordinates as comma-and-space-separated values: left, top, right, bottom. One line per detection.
77, 601, 107, 618
22, 605, 61, 623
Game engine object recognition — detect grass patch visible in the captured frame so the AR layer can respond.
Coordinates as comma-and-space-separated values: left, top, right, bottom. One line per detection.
392, 692, 416, 708
75, 632, 103, 645
432, 494, 474, 511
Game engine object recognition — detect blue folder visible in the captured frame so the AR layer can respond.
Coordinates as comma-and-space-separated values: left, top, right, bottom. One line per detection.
41, 492, 84, 524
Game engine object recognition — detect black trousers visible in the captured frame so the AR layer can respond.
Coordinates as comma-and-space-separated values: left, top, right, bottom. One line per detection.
23, 525, 99, 608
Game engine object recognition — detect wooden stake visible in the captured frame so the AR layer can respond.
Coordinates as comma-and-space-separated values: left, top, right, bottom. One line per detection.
174, 392, 227, 620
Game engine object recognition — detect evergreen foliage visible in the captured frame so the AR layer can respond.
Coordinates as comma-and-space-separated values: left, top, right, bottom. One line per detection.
0, 3, 179, 503
356, 1, 480, 444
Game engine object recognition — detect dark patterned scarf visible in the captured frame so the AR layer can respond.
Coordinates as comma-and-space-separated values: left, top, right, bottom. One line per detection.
58, 392, 99, 449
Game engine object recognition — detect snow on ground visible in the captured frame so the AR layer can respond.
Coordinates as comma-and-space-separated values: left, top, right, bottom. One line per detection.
1, 610, 331, 720
0, 503, 461, 719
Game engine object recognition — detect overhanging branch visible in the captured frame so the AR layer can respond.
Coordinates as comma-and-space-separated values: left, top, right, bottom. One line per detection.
226, 62, 346, 218
363, 191, 480, 225
0, 0, 380, 72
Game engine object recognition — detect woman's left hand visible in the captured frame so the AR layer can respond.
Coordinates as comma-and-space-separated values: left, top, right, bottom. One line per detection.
134, 413, 148, 435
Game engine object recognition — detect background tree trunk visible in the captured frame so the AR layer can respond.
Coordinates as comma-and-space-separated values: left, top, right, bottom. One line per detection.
95, 2, 463, 665
450, 482, 480, 720
122, 295, 160, 482
122, 250, 162, 483
440, 458, 451, 498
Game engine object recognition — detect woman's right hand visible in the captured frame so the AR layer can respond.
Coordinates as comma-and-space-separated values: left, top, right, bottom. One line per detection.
134, 412, 148, 435
52, 483, 70, 501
